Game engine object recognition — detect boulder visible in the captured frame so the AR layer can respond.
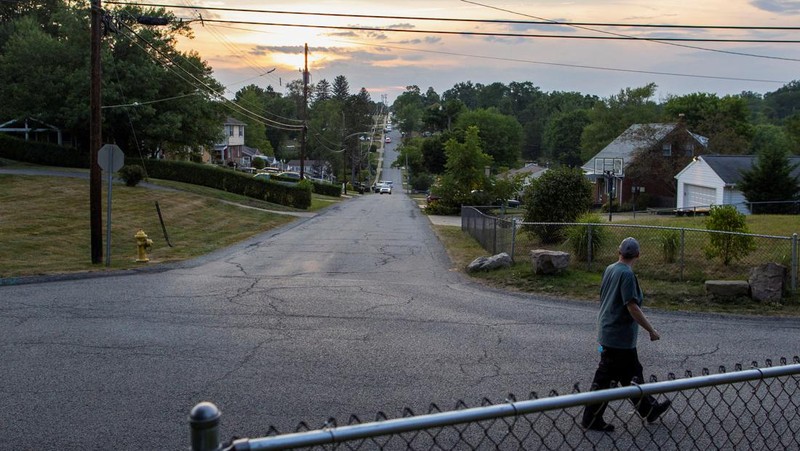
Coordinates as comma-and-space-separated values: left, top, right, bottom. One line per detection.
748, 263, 788, 303
704, 280, 750, 299
530, 250, 570, 275
466, 252, 512, 273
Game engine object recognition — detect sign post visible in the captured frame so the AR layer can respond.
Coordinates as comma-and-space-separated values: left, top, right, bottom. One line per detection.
98, 144, 125, 266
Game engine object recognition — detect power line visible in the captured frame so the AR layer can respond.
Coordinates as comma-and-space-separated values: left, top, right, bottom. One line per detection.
105, 1, 800, 32
460, 0, 800, 63
173, 18, 800, 43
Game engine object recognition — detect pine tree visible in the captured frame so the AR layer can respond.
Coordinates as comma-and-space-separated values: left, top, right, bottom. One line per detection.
738, 128, 800, 214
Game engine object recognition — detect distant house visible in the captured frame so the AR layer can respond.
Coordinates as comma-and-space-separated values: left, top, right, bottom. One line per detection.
675, 155, 800, 214
499, 162, 548, 196
581, 122, 708, 207
286, 159, 335, 181
214, 117, 247, 166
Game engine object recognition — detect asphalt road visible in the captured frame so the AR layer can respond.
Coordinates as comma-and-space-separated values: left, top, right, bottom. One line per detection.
2, 147, 799, 449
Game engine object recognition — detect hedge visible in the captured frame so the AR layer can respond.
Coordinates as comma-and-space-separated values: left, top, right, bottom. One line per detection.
135, 159, 312, 209
0, 134, 88, 168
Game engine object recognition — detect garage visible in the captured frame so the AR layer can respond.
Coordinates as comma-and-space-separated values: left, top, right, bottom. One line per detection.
684, 184, 716, 208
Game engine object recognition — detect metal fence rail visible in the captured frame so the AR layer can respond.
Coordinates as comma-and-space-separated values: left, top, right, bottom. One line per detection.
190, 358, 800, 450
460, 206, 799, 290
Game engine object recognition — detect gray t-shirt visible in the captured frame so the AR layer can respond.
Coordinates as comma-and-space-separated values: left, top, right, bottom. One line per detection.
597, 261, 643, 349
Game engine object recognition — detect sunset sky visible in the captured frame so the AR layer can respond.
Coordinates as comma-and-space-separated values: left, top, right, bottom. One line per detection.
164, 0, 800, 103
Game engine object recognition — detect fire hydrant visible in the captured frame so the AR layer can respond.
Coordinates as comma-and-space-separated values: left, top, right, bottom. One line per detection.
135, 229, 154, 263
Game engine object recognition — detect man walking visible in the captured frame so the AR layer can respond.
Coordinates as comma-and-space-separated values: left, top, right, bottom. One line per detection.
581, 237, 671, 432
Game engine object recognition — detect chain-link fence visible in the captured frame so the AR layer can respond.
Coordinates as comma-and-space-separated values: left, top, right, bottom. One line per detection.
190, 357, 800, 450
460, 206, 799, 290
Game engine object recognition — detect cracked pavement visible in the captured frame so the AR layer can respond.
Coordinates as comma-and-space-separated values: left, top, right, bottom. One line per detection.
2, 165, 799, 449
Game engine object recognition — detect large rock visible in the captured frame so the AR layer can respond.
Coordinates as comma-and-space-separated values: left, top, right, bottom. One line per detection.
748, 263, 788, 303
704, 280, 750, 299
530, 250, 570, 275
466, 252, 512, 273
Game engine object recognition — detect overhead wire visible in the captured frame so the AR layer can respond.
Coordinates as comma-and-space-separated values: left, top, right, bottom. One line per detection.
460, 0, 800, 63
117, 21, 304, 130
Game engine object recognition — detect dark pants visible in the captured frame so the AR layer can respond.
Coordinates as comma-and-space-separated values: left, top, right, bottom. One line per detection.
582, 346, 658, 427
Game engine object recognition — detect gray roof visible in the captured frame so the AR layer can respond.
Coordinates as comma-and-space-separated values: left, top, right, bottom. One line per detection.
224, 117, 247, 126
702, 155, 800, 185
582, 123, 707, 174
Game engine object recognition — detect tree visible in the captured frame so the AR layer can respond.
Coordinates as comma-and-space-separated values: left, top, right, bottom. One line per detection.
704, 205, 755, 265
738, 125, 800, 213
454, 108, 523, 168
543, 109, 590, 167
332, 75, 350, 101
313, 79, 331, 104
233, 86, 274, 154
427, 126, 492, 214
581, 83, 661, 161
522, 166, 592, 243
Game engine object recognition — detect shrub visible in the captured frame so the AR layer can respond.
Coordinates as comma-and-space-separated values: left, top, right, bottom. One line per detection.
118, 164, 145, 186
522, 166, 592, 243
659, 230, 680, 263
566, 214, 608, 262
704, 205, 755, 265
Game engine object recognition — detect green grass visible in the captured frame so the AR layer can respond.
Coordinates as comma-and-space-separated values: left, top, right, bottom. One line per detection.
0, 173, 342, 278
431, 224, 800, 317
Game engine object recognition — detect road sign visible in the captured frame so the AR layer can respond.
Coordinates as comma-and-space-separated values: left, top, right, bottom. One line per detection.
98, 144, 124, 172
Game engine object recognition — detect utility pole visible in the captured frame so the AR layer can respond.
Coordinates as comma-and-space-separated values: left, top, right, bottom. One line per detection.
89, 0, 103, 264
299, 43, 308, 180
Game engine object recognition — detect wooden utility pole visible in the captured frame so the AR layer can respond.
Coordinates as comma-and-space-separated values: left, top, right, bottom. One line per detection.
299, 43, 308, 179
89, 0, 103, 263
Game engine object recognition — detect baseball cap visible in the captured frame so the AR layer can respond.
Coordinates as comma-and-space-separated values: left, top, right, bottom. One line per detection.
619, 237, 640, 258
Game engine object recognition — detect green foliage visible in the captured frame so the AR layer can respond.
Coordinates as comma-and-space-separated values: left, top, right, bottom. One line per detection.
0, 134, 88, 167
565, 214, 608, 262
139, 159, 312, 209
410, 172, 434, 192
522, 166, 592, 243
542, 109, 590, 166
430, 126, 493, 212
454, 108, 523, 168
704, 205, 755, 265
251, 158, 266, 169
659, 230, 680, 263
738, 126, 800, 214
118, 164, 144, 187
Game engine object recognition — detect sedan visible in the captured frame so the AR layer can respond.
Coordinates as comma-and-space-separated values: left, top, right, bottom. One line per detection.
385, 136, 391, 143
379, 185, 392, 195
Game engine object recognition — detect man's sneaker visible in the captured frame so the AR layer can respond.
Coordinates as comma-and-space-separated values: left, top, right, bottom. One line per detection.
646, 400, 672, 423
581, 420, 615, 432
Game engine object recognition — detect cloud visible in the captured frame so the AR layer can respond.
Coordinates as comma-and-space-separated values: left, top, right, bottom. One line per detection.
394, 36, 442, 45
750, 0, 800, 13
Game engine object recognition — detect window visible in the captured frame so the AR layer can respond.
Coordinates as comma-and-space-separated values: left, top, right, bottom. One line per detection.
227, 126, 233, 137
238, 126, 243, 137
683, 143, 695, 157
662, 143, 672, 157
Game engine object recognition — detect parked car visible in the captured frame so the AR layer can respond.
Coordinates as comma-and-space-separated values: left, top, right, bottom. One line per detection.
379, 184, 392, 195
426, 193, 441, 204
385, 136, 391, 143
253, 173, 271, 182
278, 171, 301, 180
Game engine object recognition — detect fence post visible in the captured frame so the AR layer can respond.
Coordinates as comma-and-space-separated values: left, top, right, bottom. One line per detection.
792, 233, 798, 291
492, 216, 497, 254
587, 224, 593, 271
511, 218, 517, 261
680, 228, 685, 282
190, 402, 221, 451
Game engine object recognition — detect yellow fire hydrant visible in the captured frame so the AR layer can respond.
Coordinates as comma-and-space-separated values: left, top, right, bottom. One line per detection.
135, 229, 154, 263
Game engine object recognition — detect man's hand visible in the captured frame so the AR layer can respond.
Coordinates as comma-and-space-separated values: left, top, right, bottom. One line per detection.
649, 330, 661, 341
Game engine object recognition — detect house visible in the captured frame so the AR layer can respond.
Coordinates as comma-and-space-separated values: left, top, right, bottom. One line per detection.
286, 159, 335, 181
581, 122, 708, 208
674, 155, 800, 214
213, 117, 247, 166
499, 162, 548, 196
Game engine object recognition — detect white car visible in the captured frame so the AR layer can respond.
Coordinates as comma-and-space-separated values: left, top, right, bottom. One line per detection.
379, 184, 392, 195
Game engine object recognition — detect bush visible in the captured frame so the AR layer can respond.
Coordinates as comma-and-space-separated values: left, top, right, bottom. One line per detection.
659, 230, 680, 263
410, 172, 434, 192
0, 134, 88, 168
704, 205, 755, 265
118, 164, 145, 187
522, 166, 592, 243
566, 214, 608, 262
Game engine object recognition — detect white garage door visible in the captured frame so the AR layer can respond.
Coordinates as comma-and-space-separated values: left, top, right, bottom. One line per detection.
684, 184, 716, 208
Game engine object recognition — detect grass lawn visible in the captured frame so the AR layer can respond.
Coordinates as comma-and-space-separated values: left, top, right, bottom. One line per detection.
0, 172, 341, 278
